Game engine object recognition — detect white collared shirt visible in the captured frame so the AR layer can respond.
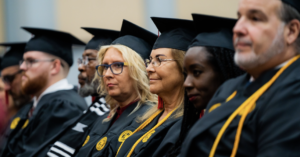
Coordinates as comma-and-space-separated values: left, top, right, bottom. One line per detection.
32, 79, 74, 108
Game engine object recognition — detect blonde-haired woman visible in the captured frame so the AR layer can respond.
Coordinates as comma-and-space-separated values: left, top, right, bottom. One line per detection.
115, 17, 197, 157
75, 20, 157, 157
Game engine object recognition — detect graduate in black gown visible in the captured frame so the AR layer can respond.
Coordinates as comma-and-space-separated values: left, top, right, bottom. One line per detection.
180, 0, 300, 156
0, 42, 32, 154
115, 17, 197, 157
1, 27, 88, 157
0, 72, 7, 132
0, 69, 6, 132
0, 43, 32, 117
157, 14, 244, 157
74, 19, 157, 157
30, 28, 119, 157
78, 27, 119, 99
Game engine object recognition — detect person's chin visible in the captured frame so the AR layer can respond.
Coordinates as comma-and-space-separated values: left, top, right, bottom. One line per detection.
21, 84, 29, 94
10, 92, 19, 99
107, 90, 120, 97
192, 101, 205, 111
21, 82, 28, 90
149, 86, 161, 95
78, 81, 85, 87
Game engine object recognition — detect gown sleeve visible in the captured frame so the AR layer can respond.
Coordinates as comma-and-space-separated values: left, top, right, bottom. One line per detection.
17, 99, 85, 157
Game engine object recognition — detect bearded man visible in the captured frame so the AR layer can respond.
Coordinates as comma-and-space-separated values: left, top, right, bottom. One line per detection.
0, 43, 31, 117
0, 42, 32, 154
28, 27, 119, 157
1, 27, 87, 157
180, 0, 300, 156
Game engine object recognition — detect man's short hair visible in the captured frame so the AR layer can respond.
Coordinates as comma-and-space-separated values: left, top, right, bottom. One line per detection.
278, 3, 300, 53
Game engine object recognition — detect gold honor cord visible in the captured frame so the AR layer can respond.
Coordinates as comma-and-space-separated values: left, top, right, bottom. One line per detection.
115, 109, 163, 156
126, 106, 179, 157
209, 55, 300, 157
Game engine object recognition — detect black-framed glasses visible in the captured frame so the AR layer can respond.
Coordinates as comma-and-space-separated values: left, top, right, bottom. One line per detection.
2, 70, 23, 85
145, 57, 176, 67
95, 62, 128, 77
19, 59, 55, 69
77, 57, 97, 66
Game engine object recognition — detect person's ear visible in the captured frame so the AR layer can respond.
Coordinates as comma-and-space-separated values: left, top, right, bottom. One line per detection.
285, 19, 300, 45
50, 59, 61, 75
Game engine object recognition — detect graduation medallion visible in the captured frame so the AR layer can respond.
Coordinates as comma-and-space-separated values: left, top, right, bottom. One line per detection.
96, 137, 107, 151
118, 130, 133, 142
142, 130, 156, 143
10, 117, 21, 129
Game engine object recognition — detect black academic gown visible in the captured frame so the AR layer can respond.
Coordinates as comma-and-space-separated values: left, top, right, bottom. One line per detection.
180, 58, 300, 157
75, 101, 151, 157
152, 119, 182, 157
2, 89, 87, 157
30, 96, 109, 157
116, 112, 182, 157
0, 102, 33, 156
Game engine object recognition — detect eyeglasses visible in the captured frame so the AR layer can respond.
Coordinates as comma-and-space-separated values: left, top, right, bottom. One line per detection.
19, 59, 55, 69
145, 57, 176, 67
95, 62, 128, 77
2, 70, 23, 85
78, 58, 97, 66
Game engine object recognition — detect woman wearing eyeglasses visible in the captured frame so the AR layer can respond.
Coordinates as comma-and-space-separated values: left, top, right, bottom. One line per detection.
154, 14, 245, 157
115, 17, 197, 157
74, 20, 157, 157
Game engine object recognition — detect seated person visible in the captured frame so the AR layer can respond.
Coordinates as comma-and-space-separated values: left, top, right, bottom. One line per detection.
116, 17, 197, 157
1, 27, 87, 156
158, 14, 244, 157
75, 19, 157, 157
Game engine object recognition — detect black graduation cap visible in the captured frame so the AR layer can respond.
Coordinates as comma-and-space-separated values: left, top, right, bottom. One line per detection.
0, 42, 27, 71
111, 20, 157, 60
81, 27, 120, 50
151, 17, 197, 51
22, 27, 86, 66
282, 0, 300, 13
189, 14, 236, 51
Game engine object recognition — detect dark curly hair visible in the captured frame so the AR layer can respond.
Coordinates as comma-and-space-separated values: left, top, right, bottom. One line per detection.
166, 46, 244, 157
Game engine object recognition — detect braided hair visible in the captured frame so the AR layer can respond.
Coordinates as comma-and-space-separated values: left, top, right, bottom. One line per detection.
206, 46, 244, 81
166, 46, 244, 157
